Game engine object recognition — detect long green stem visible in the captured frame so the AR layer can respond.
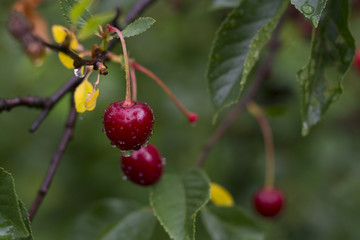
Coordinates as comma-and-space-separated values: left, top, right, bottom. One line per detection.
247, 102, 275, 189
107, 25, 132, 106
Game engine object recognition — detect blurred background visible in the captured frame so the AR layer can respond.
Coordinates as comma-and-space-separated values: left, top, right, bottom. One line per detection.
1, 0, 360, 239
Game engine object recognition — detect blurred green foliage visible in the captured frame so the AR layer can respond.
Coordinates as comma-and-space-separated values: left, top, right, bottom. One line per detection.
1, 0, 360, 239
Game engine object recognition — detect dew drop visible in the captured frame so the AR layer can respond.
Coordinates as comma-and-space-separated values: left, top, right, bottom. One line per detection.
161, 157, 167, 166
138, 173, 143, 177
121, 150, 133, 157
142, 141, 149, 148
111, 144, 117, 148
122, 176, 128, 181
301, 4, 314, 15
74, 68, 85, 78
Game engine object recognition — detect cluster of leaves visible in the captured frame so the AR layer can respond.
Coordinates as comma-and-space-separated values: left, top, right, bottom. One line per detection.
1, 0, 356, 239
207, 0, 354, 135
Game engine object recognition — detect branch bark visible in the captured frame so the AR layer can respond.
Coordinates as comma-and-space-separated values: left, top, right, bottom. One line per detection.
28, 95, 77, 221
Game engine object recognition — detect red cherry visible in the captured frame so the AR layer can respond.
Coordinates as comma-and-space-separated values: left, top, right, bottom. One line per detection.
121, 144, 163, 186
354, 49, 360, 71
103, 101, 155, 151
253, 187, 284, 217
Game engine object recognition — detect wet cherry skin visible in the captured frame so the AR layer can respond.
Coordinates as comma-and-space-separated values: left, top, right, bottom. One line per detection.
103, 101, 155, 151
121, 144, 163, 186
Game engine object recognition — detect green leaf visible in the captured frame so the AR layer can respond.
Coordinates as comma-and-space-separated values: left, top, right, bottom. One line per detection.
150, 169, 210, 240
121, 17, 156, 38
78, 11, 115, 40
70, 0, 93, 24
206, 0, 287, 119
211, 0, 241, 10
18, 201, 33, 240
0, 168, 29, 239
65, 198, 142, 240
290, 0, 328, 27
201, 205, 264, 240
102, 208, 156, 240
60, 0, 92, 28
297, 0, 355, 136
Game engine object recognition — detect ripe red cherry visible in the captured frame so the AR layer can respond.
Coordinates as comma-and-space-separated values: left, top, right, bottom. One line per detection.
121, 144, 163, 186
253, 187, 284, 217
354, 49, 360, 71
103, 101, 155, 151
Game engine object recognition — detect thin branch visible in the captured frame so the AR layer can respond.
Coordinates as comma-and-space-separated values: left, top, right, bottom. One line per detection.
107, 0, 158, 50
125, 0, 157, 24
25, 0, 159, 220
28, 95, 77, 221
0, 97, 49, 112
195, 22, 283, 168
30, 76, 83, 132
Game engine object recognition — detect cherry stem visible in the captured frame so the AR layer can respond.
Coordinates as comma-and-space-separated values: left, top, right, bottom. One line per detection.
132, 62, 197, 122
107, 25, 132, 106
247, 101, 275, 189
130, 64, 137, 101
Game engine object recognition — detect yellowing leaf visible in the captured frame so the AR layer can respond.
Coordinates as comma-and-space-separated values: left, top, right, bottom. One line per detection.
210, 183, 234, 207
74, 78, 93, 113
58, 52, 74, 69
51, 25, 79, 50
85, 88, 99, 111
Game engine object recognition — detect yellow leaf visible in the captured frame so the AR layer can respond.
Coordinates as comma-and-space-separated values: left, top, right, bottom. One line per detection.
58, 52, 74, 69
74, 78, 93, 113
210, 182, 234, 207
51, 25, 79, 50
85, 88, 99, 111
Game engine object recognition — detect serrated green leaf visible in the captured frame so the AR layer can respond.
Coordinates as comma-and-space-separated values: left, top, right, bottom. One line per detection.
201, 205, 264, 240
70, 0, 93, 24
206, 0, 287, 119
290, 0, 328, 27
0, 168, 29, 239
77, 11, 115, 40
60, 0, 92, 28
121, 17, 156, 38
18, 201, 33, 240
102, 208, 155, 240
297, 0, 355, 136
65, 198, 141, 240
211, 0, 241, 10
150, 169, 210, 240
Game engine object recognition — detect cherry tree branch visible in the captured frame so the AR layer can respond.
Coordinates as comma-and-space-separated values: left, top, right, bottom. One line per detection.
29, 76, 83, 132
107, 0, 158, 50
0, 97, 49, 112
24, 0, 160, 220
195, 22, 283, 168
29, 95, 77, 221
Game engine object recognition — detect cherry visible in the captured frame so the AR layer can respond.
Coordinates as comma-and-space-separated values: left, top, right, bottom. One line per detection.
253, 187, 284, 217
103, 101, 155, 151
121, 144, 163, 186
354, 49, 360, 71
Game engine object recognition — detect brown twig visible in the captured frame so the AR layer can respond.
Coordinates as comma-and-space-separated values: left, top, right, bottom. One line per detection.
195, 21, 283, 168
25, 0, 160, 220
29, 75, 83, 132
28, 95, 77, 221
107, 0, 158, 50
0, 96, 49, 112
